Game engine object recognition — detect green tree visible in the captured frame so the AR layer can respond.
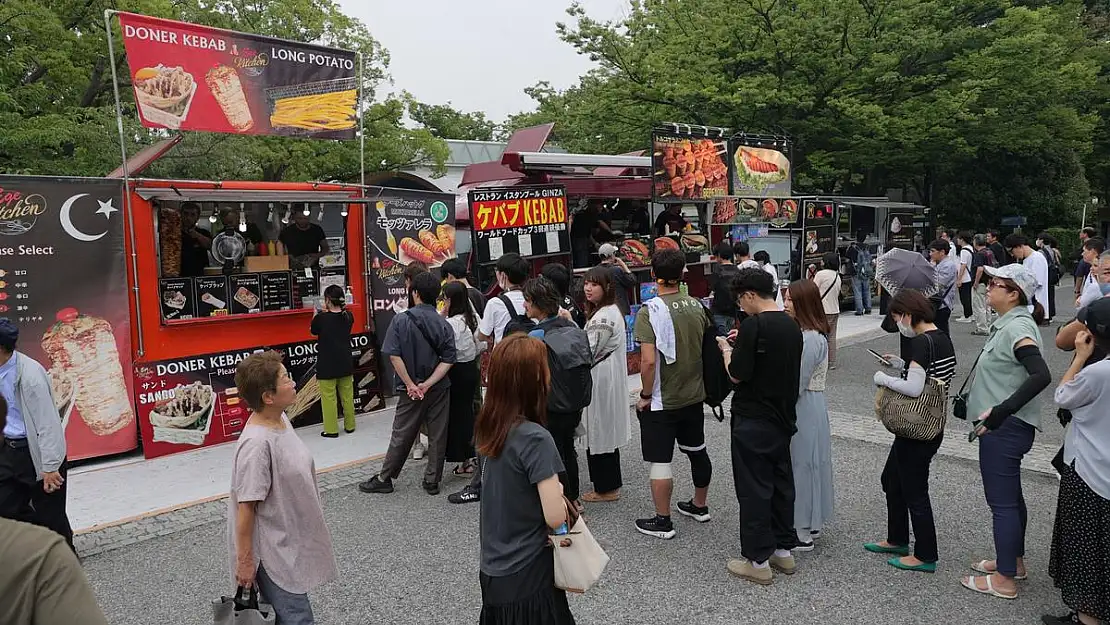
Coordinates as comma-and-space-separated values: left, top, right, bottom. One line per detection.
508, 0, 1102, 229
409, 101, 496, 141
0, 0, 447, 181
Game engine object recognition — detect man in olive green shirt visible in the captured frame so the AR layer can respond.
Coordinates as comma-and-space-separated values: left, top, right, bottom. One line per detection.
633, 249, 712, 540
0, 395, 109, 625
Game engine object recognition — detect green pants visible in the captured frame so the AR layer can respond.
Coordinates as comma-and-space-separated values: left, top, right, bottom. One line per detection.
320, 375, 356, 434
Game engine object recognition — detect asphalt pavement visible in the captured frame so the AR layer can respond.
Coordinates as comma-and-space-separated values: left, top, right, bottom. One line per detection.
82, 283, 1085, 625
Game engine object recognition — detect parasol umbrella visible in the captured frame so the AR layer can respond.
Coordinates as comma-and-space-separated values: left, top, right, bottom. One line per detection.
875, 248, 940, 296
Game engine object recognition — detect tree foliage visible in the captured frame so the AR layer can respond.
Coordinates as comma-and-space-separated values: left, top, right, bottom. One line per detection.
409, 101, 497, 142
0, 0, 447, 181
503, 0, 1105, 232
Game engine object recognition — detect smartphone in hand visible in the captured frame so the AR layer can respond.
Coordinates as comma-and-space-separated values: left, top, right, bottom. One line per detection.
867, 349, 892, 366
968, 419, 984, 442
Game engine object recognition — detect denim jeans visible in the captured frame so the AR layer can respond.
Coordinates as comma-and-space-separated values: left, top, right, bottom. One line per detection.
256, 563, 315, 625
851, 276, 872, 314
978, 417, 1036, 578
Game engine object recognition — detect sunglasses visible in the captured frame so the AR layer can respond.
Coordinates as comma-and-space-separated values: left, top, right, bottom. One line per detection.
986, 280, 1015, 292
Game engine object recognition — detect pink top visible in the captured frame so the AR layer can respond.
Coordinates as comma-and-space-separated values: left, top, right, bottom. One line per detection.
228, 415, 337, 594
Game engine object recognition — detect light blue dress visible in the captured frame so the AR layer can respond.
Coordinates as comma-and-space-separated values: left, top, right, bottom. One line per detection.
791, 330, 835, 532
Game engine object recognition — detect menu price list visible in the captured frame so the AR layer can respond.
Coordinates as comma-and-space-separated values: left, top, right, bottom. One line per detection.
159, 278, 196, 320
194, 276, 230, 317
228, 274, 261, 314
0, 268, 39, 323
261, 272, 292, 311
159, 272, 299, 321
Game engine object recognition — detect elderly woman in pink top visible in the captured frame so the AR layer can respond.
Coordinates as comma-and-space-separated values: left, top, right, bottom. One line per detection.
229, 351, 337, 625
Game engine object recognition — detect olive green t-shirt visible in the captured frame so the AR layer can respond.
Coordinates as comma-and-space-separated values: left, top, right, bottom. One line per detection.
0, 518, 110, 625
967, 307, 1044, 429
634, 293, 710, 410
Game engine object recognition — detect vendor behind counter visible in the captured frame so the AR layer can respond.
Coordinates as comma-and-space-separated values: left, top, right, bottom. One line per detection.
654, 204, 688, 236
179, 203, 213, 278
280, 212, 329, 268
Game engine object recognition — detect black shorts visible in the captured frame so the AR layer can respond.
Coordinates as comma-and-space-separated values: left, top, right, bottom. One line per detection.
638, 402, 706, 463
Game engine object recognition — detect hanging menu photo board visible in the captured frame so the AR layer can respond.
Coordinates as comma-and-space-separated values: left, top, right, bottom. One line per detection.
730, 137, 792, 198
802, 201, 837, 266
260, 271, 292, 311
159, 277, 196, 320
117, 12, 358, 139
0, 175, 138, 460
468, 186, 569, 264
651, 130, 730, 202
195, 275, 229, 316
228, 274, 262, 314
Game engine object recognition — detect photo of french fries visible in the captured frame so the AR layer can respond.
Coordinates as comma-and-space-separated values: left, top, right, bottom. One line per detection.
397, 225, 457, 267
269, 88, 357, 132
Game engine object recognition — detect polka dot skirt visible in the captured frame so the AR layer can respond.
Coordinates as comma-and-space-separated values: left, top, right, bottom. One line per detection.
1049, 463, 1110, 620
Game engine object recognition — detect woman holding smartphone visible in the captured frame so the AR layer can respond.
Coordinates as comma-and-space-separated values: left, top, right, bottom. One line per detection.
477, 334, 575, 625
867, 290, 956, 573
962, 264, 1051, 600
310, 285, 355, 437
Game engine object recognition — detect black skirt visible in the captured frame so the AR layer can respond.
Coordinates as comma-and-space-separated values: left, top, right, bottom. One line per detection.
446, 360, 480, 462
479, 548, 575, 625
1049, 463, 1110, 620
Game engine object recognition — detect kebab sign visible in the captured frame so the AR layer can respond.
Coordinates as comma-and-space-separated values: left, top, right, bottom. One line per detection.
730, 136, 792, 198
117, 12, 358, 139
468, 186, 570, 264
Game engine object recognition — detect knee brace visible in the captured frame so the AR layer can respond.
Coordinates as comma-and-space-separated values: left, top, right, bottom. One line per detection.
679, 444, 712, 488
648, 462, 673, 480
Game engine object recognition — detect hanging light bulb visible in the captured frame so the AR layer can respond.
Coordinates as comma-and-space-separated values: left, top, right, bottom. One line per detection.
303, 202, 310, 217
317, 203, 325, 221
282, 206, 291, 224
208, 211, 217, 224
238, 214, 247, 233
340, 204, 349, 217
267, 202, 274, 223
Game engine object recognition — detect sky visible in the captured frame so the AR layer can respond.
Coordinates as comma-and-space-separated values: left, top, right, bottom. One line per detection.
338, 0, 630, 122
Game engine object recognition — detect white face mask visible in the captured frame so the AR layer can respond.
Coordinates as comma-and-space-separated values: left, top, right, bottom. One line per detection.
897, 320, 917, 338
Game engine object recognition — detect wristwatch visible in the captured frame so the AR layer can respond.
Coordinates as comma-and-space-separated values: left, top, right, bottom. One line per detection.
639, 391, 652, 399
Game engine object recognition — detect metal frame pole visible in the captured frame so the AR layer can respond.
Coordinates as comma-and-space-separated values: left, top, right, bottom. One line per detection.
358, 51, 365, 189
105, 9, 145, 358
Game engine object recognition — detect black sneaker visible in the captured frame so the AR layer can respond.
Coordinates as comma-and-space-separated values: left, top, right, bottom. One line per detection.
358, 476, 393, 494
448, 485, 480, 504
635, 515, 676, 539
676, 499, 711, 523
422, 481, 440, 496
793, 541, 815, 552
1041, 613, 1079, 625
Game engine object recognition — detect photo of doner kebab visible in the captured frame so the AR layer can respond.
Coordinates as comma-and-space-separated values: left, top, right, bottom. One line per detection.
206, 65, 254, 132
41, 309, 135, 436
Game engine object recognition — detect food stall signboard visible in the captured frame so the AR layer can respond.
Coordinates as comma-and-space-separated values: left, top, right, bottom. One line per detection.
134, 332, 382, 459
468, 186, 570, 264
0, 176, 138, 460
712, 196, 800, 225
651, 131, 730, 202
117, 12, 358, 139
730, 137, 792, 198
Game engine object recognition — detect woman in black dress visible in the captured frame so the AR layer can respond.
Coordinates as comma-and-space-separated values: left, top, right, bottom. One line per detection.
442, 282, 481, 476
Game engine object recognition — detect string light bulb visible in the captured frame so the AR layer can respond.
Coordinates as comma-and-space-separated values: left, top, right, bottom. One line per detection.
282, 206, 291, 224
340, 204, 348, 217
303, 202, 310, 217
267, 202, 274, 223
208, 212, 217, 224
317, 203, 325, 221
238, 203, 247, 232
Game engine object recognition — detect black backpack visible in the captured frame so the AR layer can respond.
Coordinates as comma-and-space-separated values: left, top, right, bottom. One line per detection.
701, 306, 732, 421
499, 293, 537, 336
500, 296, 593, 414
1041, 248, 1061, 286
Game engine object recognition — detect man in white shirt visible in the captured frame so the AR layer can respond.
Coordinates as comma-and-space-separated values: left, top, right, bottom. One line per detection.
955, 231, 975, 322
1006, 233, 1049, 323
1076, 239, 1105, 310
449, 252, 531, 505
937, 228, 958, 259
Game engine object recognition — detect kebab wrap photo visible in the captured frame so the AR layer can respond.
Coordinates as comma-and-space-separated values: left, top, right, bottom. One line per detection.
150, 381, 215, 446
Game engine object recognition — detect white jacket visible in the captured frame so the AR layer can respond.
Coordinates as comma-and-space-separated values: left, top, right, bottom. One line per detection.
15, 353, 65, 476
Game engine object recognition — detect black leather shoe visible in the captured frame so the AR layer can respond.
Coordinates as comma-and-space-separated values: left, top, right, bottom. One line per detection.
422, 481, 440, 496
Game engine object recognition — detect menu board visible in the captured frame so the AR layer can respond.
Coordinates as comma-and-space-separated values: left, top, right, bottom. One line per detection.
228, 274, 261, 314
159, 277, 196, 320
134, 332, 384, 459
712, 196, 801, 226
293, 271, 317, 308
651, 130, 729, 202
0, 175, 138, 461
468, 186, 570, 264
803, 225, 836, 265
194, 275, 229, 316
260, 271, 292, 311
319, 267, 346, 294
117, 12, 358, 140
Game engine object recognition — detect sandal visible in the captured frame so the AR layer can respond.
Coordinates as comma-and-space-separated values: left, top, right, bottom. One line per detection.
452, 464, 474, 476
971, 559, 1027, 581
581, 490, 620, 503
961, 575, 1017, 600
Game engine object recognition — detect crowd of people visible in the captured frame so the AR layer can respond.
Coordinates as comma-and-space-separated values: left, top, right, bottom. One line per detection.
2, 218, 1109, 624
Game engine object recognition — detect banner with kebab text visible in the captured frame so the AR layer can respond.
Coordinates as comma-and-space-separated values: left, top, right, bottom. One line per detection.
468, 186, 570, 264
117, 12, 358, 139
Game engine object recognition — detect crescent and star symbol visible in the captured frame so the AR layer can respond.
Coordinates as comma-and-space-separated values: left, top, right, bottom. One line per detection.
60, 194, 116, 242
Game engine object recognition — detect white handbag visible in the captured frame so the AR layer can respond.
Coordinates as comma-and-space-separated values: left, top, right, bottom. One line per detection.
552, 515, 610, 593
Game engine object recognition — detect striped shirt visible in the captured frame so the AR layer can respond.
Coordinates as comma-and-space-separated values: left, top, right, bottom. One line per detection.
907, 330, 957, 387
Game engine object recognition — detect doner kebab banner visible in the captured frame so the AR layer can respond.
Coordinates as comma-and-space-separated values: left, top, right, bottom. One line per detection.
0, 176, 137, 461
117, 12, 358, 139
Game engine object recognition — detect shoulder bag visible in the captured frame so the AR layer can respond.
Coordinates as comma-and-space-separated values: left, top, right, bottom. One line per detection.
551, 496, 609, 593
874, 333, 948, 440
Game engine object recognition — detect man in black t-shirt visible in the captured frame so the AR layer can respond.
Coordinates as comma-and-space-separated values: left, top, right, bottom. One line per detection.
654, 204, 688, 236
987, 230, 1009, 267
279, 212, 329, 267
718, 268, 803, 585
710, 241, 740, 335
178, 203, 212, 277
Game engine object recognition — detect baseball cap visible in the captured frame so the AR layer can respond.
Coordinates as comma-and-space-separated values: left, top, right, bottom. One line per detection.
983, 263, 1037, 302
1079, 297, 1110, 340
598, 243, 619, 258
0, 318, 18, 345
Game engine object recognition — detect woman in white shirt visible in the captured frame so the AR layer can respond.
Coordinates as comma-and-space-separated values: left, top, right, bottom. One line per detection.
442, 281, 482, 476
812, 252, 842, 368
580, 266, 631, 503
1045, 298, 1110, 625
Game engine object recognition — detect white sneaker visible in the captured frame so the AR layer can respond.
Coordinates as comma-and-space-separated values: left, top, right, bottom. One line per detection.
411, 440, 426, 460
955, 316, 974, 323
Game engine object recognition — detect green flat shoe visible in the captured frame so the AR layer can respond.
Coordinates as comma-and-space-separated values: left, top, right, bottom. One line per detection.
864, 542, 910, 556
887, 557, 936, 573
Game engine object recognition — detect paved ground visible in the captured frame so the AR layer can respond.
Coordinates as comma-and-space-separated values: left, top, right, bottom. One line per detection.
80, 284, 1084, 624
